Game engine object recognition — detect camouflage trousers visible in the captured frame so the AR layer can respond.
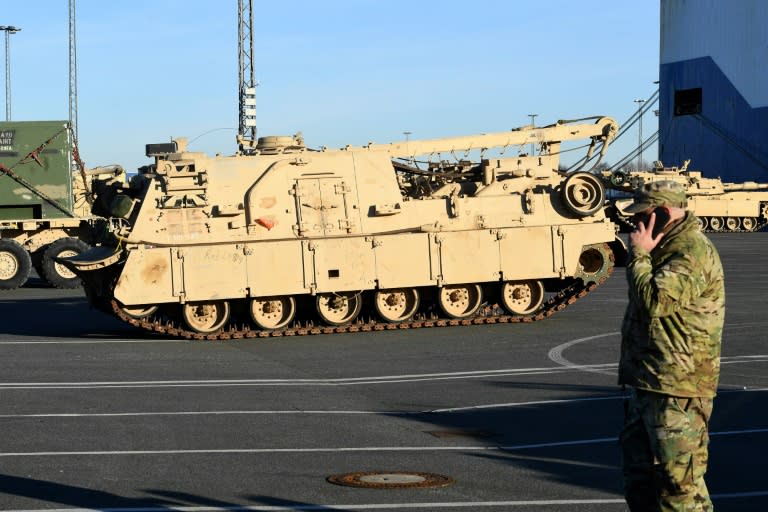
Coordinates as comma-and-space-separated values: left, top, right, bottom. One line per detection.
620, 388, 714, 512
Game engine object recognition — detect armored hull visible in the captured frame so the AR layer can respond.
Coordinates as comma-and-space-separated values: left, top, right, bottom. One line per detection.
605, 162, 768, 232
66, 117, 624, 339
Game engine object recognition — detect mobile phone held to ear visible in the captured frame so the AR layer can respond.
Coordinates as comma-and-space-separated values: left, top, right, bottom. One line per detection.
651, 206, 671, 238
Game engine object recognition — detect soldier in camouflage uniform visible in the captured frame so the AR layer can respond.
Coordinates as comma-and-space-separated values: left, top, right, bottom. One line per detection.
619, 180, 725, 511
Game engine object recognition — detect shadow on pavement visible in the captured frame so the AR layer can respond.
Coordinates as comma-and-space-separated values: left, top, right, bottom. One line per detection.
406, 379, 768, 512
0, 474, 176, 509
0, 474, 349, 511
0, 296, 150, 339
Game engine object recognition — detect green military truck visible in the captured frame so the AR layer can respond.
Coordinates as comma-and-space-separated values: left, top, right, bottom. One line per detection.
0, 120, 118, 289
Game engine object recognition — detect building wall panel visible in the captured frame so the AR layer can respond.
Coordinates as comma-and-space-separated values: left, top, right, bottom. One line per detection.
659, 0, 768, 181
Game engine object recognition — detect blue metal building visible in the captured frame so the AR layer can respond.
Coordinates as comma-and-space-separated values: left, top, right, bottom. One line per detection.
659, 0, 768, 181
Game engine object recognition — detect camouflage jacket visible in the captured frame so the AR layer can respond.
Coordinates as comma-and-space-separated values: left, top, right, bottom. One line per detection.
619, 212, 725, 397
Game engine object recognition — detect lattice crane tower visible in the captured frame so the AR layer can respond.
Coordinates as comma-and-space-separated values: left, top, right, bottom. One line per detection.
238, 0, 257, 151
68, 0, 78, 143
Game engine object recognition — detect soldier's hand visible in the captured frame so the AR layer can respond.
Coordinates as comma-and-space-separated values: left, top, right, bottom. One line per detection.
630, 211, 664, 252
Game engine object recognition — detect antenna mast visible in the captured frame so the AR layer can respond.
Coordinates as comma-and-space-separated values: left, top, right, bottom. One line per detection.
237, 0, 257, 152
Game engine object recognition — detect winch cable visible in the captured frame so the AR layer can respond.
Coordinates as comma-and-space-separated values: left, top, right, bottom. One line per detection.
610, 131, 660, 171
565, 90, 659, 173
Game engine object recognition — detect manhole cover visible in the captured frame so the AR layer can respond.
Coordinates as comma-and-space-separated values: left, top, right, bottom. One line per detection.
327, 471, 454, 489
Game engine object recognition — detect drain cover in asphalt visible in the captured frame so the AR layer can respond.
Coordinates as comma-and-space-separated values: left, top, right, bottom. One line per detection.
327, 471, 454, 489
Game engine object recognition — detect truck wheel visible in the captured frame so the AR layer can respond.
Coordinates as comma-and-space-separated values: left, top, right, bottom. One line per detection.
41, 237, 90, 289
0, 239, 32, 290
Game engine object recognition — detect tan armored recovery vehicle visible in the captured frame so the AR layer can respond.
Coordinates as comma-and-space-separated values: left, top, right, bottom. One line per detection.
604, 161, 768, 232
64, 117, 625, 339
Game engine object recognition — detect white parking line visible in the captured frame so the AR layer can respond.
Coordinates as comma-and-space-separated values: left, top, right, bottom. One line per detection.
0, 366, 603, 390
0, 501, 632, 511
0, 427, 765, 458
1, 319, 764, 346
549, 332, 768, 376
0, 500, 631, 512
1, 353, 764, 391
0, 387, 764, 418
433, 386, 768, 413
0, 410, 417, 418
0, 444, 610, 458
4, 492, 768, 511
548, 332, 619, 376
430, 395, 623, 413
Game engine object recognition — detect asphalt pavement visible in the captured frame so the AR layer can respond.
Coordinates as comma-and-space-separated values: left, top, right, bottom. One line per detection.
0, 233, 766, 511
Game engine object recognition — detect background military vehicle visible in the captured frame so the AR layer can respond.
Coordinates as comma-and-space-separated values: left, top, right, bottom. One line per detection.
0, 120, 123, 289
65, 116, 625, 340
604, 161, 768, 232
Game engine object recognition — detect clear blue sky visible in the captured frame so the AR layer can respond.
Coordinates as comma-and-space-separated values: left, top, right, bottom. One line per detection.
3, 1, 660, 173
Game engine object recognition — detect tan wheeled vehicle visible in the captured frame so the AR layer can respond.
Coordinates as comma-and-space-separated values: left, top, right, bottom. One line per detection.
64, 116, 626, 339
605, 161, 768, 232
0, 120, 125, 289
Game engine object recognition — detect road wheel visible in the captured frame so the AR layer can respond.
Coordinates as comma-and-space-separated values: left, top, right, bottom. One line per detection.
438, 283, 482, 319
41, 237, 90, 289
741, 217, 757, 231
709, 217, 724, 231
182, 301, 230, 334
118, 303, 159, 319
0, 239, 32, 290
374, 288, 420, 323
316, 292, 362, 326
725, 217, 740, 231
500, 280, 544, 315
610, 170, 628, 187
250, 296, 296, 330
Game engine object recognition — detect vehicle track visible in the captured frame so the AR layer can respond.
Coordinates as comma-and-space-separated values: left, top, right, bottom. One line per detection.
109, 275, 609, 341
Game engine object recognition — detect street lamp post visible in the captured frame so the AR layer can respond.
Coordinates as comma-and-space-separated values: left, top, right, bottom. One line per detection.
403, 131, 413, 162
633, 99, 645, 170
528, 114, 538, 155
0, 25, 21, 121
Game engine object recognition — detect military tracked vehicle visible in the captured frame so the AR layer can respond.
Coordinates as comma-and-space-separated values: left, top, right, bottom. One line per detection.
0, 121, 124, 289
604, 161, 768, 232
64, 117, 625, 339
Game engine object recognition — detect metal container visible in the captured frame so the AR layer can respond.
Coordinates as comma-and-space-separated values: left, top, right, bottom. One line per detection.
0, 121, 73, 220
